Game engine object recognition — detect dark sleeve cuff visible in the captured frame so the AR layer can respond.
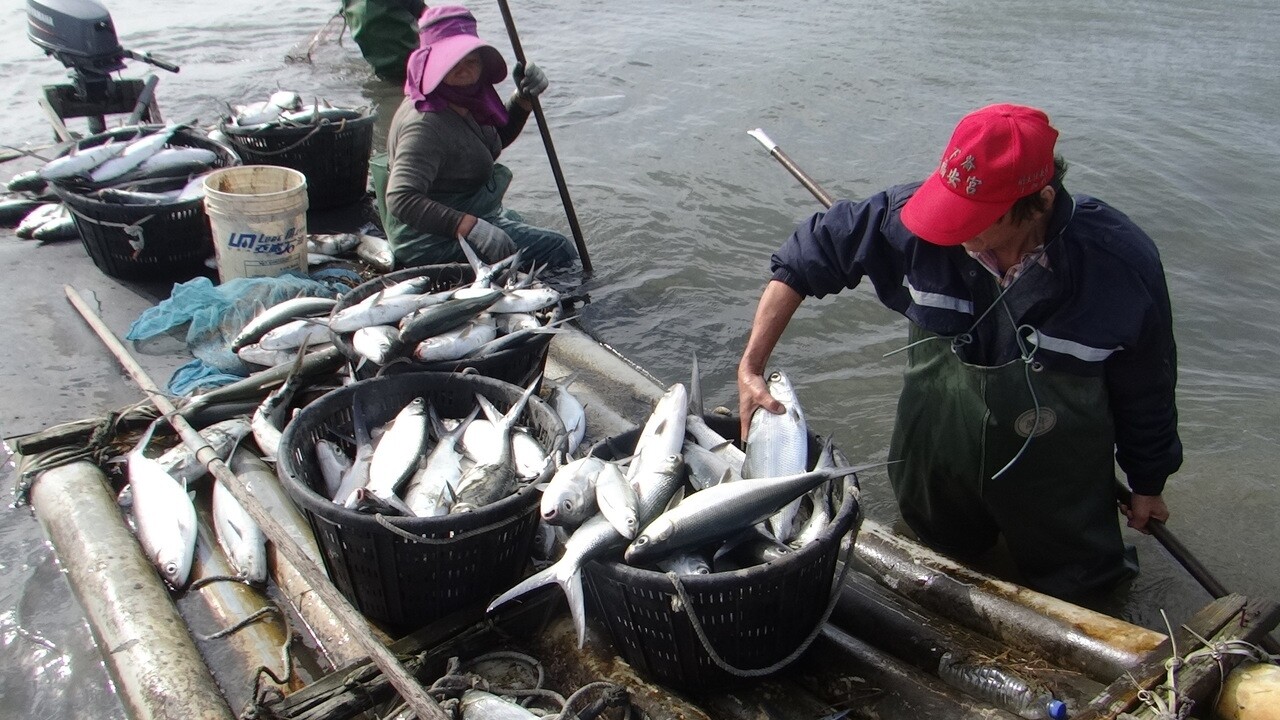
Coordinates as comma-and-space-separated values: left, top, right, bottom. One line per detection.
769, 266, 811, 298
1127, 474, 1167, 497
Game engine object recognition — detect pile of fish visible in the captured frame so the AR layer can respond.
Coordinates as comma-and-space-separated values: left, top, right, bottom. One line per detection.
122, 416, 261, 589
221, 90, 367, 133
3, 164, 73, 241
307, 379, 556, 518
34, 123, 222, 206
336, 240, 565, 370
229, 239, 565, 371
489, 362, 870, 647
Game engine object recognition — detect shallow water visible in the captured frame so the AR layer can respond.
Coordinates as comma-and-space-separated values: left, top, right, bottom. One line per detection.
3, 0, 1279, 715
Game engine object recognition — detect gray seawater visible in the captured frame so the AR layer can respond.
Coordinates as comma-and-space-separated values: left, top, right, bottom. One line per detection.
2, 0, 1279, 715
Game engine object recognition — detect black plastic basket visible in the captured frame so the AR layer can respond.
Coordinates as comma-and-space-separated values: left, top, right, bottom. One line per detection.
50, 126, 241, 281
276, 372, 565, 630
220, 111, 376, 210
583, 414, 862, 690
329, 263, 559, 390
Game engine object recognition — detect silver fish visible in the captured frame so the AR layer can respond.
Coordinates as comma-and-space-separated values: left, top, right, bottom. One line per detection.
411, 316, 497, 363
331, 396, 374, 505
329, 292, 447, 334
90, 125, 180, 183
156, 417, 253, 486
237, 342, 304, 368
682, 439, 741, 491
487, 453, 685, 648
453, 381, 539, 509
655, 550, 712, 575
625, 460, 871, 565
595, 460, 639, 539
129, 147, 216, 178
488, 287, 561, 314
742, 370, 809, 543
402, 405, 477, 517
397, 290, 501, 346
15, 203, 63, 239
257, 317, 332, 351
250, 349, 310, 460
548, 373, 586, 457
356, 234, 394, 272
494, 312, 541, 334
306, 232, 361, 256
314, 438, 352, 500
352, 325, 402, 365
627, 383, 688, 486
366, 397, 428, 500
30, 207, 77, 242
539, 455, 605, 526
96, 187, 183, 205
230, 296, 337, 352
127, 419, 197, 588
212, 479, 267, 584
459, 689, 540, 719
511, 428, 551, 480
38, 139, 127, 180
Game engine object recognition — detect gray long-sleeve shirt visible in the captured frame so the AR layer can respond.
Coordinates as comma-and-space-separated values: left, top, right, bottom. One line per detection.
385, 95, 530, 237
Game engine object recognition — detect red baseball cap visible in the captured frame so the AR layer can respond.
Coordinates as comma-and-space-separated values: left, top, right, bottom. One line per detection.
901, 104, 1059, 246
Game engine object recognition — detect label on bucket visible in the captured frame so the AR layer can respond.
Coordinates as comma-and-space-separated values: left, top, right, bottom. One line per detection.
204, 165, 310, 282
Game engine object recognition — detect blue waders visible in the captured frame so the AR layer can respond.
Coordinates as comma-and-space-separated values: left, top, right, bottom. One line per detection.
887, 323, 1138, 600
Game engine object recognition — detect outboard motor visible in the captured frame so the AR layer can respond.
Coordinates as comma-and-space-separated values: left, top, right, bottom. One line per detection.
26, 0, 178, 134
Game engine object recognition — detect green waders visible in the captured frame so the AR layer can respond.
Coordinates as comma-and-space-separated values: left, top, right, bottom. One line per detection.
342, 0, 420, 83
375, 163, 511, 267
888, 323, 1138, 599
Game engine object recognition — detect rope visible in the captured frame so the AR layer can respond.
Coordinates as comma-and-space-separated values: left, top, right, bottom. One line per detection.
62, 200, 156, 257
666, 522, 858, 678
226, 122, 327, 157
12, 402, 150, 505
370, 491, 533, 544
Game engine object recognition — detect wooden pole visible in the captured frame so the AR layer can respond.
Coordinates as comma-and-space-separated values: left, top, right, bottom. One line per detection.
63, 286, 451, 720
494, 0, 594, 273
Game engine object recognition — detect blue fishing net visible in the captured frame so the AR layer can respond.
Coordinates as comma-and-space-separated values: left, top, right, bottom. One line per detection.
125, 272, 350, 394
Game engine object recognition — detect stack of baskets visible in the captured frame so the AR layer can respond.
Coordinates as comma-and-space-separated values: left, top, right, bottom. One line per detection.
328, 263, 561, 388
584, 414, 863, 690
50, 125, 241, 281
219, 110, 376, 211
276, 371, 565, 629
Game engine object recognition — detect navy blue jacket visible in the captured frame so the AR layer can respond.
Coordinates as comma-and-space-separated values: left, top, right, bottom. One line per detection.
771, 183, 1182, 495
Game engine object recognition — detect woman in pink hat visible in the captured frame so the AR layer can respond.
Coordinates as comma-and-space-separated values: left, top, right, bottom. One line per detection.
383, 5, 576, 268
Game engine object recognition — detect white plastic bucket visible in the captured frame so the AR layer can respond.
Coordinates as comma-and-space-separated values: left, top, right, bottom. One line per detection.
203, 165, 309, 282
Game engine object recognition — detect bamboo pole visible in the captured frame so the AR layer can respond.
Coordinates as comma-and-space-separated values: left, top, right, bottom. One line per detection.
63, 285, 450, 720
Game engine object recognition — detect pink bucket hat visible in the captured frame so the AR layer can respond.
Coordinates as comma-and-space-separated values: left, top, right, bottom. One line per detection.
404, 6, 507, 99
902, 104, 1059, 246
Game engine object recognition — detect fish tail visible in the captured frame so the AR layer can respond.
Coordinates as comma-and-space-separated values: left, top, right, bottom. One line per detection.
486, 562, 562, 613
565, 568, 587, 649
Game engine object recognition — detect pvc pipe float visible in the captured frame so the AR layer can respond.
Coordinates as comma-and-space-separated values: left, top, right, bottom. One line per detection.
853, 519, 1166, 682
29, 460, 233, 720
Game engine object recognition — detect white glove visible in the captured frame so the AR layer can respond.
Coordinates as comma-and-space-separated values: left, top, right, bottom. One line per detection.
513, 62, 549, 100
461, 217, 517, 261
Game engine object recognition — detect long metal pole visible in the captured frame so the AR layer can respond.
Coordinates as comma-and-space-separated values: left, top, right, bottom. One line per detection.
747, 128, 835, 208
63, 286, 451, 720
495, 0, 593, 273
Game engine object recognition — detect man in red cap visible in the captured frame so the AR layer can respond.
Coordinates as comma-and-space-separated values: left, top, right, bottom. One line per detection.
737, 104, 1182, 600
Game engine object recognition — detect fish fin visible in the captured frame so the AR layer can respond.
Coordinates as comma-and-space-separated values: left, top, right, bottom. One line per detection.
474, 393, 503, 424
689, 351, 705, 417
566, 569, 587, 649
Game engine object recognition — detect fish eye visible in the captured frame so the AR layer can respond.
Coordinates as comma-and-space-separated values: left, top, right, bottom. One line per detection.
561, 500, 572, 512
769, 371, 781, 381
633, 536, 647, 547
164, 562, 178, 576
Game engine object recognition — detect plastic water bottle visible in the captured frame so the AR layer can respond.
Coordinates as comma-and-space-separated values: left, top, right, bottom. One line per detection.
937, 652, 1069, 720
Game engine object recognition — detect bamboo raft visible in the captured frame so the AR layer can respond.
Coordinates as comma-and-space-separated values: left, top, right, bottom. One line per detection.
13, 314, 1280, 720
